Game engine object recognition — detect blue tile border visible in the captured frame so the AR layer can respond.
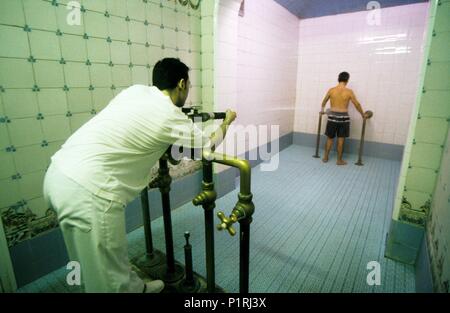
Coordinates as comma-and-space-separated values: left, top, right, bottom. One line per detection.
415, 234, 433, 292
385, 219, 424, 265
9, 229, 69, 288
293, 132, 404, 161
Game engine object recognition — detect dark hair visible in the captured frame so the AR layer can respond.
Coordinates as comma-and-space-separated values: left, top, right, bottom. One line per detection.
338, 72, 350, 83
152, 58, 189, 90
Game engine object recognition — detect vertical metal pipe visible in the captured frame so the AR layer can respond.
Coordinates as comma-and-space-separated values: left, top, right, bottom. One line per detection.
159, 159, 175, 273
184, 232, 194, 285
140, 188, 154, 255
239, 220, 251, 294
356, 118, 367, 166
203, 159, 213, 182
206, 152, 254, 293
203, 161, 215, 293
205, 209, 215, 292
313, 112, 323, 158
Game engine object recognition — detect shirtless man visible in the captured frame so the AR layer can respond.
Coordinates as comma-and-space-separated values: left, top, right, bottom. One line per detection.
320, 72, 368, 165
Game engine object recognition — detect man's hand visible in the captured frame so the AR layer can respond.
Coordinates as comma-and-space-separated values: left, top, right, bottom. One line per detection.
224, 109, 237, 124
363, 111, 373, 119
209, 109, 236, 152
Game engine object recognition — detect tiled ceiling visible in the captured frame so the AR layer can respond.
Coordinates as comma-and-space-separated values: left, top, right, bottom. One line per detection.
273, 0, 429, 19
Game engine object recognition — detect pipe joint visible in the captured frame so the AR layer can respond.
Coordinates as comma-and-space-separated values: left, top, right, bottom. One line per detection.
235, 194, 255, 219
216, 199, 254, 236
148, 176, 160, 189
150, 171, 172, 193
202, 181, 215, 191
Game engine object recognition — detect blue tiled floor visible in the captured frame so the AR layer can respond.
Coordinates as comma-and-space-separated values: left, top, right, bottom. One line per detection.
17, 145, 415, 293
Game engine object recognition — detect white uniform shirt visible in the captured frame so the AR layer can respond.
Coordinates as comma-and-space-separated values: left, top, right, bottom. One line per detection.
51, 85, 209, 205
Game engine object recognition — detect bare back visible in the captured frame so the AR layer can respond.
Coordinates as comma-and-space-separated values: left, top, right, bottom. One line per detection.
321, 83, 364, 117
328, 86, 352, 113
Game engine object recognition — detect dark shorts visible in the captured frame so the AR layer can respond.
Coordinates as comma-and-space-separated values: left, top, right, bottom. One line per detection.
325, 111, 350, 138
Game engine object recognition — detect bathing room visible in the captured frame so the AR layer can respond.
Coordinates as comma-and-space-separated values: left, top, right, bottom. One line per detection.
0, 0, 449, 294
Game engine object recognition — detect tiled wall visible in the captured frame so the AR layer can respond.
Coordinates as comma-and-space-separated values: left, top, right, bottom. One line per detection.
215, 0, 298, 156
393, 0, 450, 225
0, 0, 203, 247
294, 3, 428, 146
385, 0, 450, 275
428, 127, 450, 292
411, 0, 449, 292
199, 0, 214, 113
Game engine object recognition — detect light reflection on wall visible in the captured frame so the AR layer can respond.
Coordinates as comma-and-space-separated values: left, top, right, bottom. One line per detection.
375, 46, 412, 54
358, 33, 407, 44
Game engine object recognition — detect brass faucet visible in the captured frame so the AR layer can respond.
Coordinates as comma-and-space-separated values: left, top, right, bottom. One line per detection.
192, 181, 217, 206
200, 151, 255, 236
191, 150, 255, 293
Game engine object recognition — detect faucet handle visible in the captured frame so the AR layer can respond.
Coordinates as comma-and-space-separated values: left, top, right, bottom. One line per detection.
216, 211, 237, 236
364, 110, 373, 119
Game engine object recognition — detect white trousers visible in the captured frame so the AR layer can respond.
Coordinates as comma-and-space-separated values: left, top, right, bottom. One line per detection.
43, 163, 144, 293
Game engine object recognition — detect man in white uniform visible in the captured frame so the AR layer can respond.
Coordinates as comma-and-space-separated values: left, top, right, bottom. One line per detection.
43, 58, 237, 293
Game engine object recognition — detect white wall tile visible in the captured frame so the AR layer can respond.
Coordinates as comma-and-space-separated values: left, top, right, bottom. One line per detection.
294, 3, 429, 145
215, 0, 299, 156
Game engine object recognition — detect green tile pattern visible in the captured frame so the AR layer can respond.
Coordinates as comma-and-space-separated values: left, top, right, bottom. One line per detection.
0, 0, 203, 247
395, 0, 450, 224
427, 126, 450, 292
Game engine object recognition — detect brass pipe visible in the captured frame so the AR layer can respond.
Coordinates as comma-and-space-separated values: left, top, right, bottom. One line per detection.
192, 161, 217, 293
203, 151, 255, 235
192, 150, 255, 292
203, 151, 252, 196
201, 151, 254, 293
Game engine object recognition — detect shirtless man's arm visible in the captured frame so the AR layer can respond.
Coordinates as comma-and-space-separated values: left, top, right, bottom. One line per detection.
349, 90, 366, 118
321, 89, 331, 113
